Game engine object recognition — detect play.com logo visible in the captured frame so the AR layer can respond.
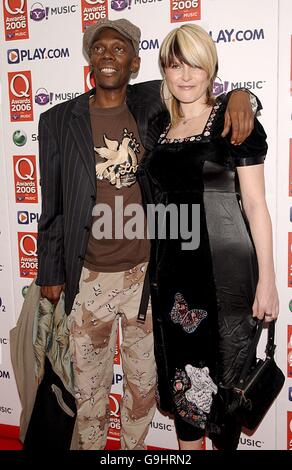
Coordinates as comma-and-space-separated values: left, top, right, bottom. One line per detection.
7, 47, 70, 64
209, 28, 264, 43
17, 211, 40, 225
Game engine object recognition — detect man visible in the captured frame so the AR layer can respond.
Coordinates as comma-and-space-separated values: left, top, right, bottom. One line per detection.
32, 19, 257, 450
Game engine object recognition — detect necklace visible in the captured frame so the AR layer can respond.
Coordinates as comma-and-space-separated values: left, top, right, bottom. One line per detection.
180, 106, 209, 125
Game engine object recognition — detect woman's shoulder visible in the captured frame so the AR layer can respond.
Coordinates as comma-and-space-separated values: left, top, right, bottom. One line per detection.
208, 94, 227, 137
145, 110, 170, 152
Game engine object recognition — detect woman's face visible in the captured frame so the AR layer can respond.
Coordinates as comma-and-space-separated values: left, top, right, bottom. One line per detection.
164, 60, 209, 105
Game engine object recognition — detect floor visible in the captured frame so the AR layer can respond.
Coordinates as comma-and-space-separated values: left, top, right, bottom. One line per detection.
0, 424, 22, 450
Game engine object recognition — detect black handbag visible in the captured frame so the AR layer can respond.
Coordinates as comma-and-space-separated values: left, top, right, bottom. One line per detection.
225, 320, 285, 430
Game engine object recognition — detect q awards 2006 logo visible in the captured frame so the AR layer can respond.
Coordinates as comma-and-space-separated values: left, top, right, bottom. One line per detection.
18, 232, 38, 278
170, 0, 200, 23
84, 65, 95, 92
81, 0, 108, 32
8, 70, 33, 122
13, 155, 38, 203
107, 393, 121, 446
288, 411, 292, 450
3, 0, 29, 41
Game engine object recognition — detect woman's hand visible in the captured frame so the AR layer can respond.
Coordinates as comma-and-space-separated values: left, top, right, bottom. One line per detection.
252, 279, 279, 322
222, 90, 254, 145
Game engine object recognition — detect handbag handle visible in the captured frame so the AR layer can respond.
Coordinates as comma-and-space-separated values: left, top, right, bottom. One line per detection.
237, 320, 276, 387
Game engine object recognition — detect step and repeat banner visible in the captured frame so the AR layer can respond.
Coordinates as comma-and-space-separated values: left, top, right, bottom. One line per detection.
0, 0, 291, 450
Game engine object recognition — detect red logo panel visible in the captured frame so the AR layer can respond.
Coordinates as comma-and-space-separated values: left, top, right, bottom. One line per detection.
288, 325, 292, 378
8, 70, 34, 121
114, 329, 120, 365
18, 232, 38, 278
81, 0, 108, 32
84, 65, 95, 92
13, 155, 38, 203
288, 411, 292, 450
3, 0, 29, 40
288, 233, 292, 287
170, 0, 201, 23
290, 36, 292, 95
106, 393, 121, 448
289, 139, 292, 196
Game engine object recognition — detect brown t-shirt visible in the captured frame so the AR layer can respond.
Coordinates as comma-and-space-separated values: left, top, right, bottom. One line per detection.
84, 102, 150, 272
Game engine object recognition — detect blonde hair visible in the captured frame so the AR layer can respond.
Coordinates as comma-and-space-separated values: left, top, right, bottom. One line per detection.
159, 24, 218, 123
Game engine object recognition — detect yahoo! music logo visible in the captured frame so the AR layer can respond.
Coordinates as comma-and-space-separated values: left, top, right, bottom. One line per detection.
34, 87, 53, 105
30, 2, 49, 21
30, 2, 78, 20
111, 0, 131, 11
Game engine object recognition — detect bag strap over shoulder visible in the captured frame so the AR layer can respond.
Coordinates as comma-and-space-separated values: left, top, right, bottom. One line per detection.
237, 320, 276, 387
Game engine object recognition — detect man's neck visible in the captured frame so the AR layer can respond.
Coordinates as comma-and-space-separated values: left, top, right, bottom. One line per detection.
90, 86, 127, 109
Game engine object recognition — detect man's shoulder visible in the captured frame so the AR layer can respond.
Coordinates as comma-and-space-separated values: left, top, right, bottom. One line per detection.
128, 79, 161, 100
131, 79, 161, 90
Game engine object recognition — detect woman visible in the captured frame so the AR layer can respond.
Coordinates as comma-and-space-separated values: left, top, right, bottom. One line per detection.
140, 24, 279, 450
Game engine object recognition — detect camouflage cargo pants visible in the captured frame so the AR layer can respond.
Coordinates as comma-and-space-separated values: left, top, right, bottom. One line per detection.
68, 262, 156, 450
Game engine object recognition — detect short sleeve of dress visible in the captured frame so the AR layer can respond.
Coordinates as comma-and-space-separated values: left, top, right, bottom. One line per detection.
225, 116, 268, 168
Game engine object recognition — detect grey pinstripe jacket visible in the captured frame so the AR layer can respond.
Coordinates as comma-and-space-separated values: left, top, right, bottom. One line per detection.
35, 80, 164, 314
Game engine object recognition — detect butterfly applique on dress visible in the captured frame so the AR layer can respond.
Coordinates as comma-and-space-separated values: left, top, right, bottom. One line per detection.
170, 293, 207, 334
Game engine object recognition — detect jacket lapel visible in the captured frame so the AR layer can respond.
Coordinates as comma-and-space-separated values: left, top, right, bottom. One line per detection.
69, 91, 96, 193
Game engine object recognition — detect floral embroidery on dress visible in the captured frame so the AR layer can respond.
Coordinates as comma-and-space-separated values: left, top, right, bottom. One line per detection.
184, 365, 217, 414
172, 365, 218, 429
170, 293, 207, 334
158, 99, 222, 144
172, 368, 207, 429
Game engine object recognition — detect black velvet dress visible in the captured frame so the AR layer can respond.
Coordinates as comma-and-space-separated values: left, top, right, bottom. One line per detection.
139, 96, 268, 448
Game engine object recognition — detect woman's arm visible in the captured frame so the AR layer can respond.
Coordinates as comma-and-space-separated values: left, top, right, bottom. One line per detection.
237, 164, 279, 321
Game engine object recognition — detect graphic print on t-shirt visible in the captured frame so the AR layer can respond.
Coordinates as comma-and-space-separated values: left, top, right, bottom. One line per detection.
94, 128, 140, 189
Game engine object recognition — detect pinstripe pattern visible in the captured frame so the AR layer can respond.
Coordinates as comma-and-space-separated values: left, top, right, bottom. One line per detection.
36, 80, 164, 314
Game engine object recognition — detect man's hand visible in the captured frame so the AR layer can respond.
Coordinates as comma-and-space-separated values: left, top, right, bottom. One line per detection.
221, 91, 254, 145
41, 284, 64, 305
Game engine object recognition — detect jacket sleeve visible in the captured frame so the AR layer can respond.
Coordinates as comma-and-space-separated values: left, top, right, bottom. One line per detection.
35, 113, 65, 286
225, 89, 262, 114
227, 116, 267, 168
139, 110, 169, 207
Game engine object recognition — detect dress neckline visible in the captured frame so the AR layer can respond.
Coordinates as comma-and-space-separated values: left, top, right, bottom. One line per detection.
158, 99, 223, 145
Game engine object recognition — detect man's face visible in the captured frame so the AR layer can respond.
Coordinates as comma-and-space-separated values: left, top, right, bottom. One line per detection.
89, 28, 140, 91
